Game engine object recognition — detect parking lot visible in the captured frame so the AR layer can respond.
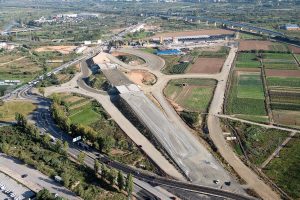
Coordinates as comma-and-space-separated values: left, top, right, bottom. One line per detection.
0, 172, 35, 200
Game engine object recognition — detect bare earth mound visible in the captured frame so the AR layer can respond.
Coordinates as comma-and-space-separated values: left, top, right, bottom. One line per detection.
126, 69, 156, 86
188, 57, 225, 74
35, 46, 77, 54
265, 69, 300, 77
239, 40, 273, 51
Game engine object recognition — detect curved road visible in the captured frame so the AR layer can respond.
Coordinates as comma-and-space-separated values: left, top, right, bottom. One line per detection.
111, 47, 280, 199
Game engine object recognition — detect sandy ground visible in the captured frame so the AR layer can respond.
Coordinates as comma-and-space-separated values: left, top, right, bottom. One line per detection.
153, 29, 234, 38
111, 52, 129, 57
125, 69, 156, 86
265, 69, 300, 77
238, 40, 274, 51
188, 57, 225, 74
93, 52, 110, 64
35, 46, 77, 54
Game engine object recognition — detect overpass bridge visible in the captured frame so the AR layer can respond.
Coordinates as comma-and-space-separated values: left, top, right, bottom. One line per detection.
155, 14, 285, 38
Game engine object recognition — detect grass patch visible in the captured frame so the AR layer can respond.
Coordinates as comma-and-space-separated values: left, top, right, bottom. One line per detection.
69, 103, 101, 125
236, 53, 261, 68
164, 79, 216, 112
0, 101, 37, 121
263, 136, 300, 199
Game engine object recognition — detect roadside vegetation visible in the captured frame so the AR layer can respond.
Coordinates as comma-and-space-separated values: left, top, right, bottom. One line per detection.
0, 122, 127, 200
50, 93, 158, 172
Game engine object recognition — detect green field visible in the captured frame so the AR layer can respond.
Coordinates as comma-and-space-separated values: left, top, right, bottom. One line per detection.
168, 62, 190, 74
226, 120, 289, 166
264, 137, 300, 199
262, 53, 298, 70
236, 53, 261, 68
295, 54, 300, 62
164, 79, 216, 112
69, 103, 101, 125
0, 101, 37, 121
267, 77, 300, 88
227, 72, 267, 117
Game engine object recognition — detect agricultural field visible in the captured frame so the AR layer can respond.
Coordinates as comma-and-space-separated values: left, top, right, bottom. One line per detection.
227, 71, 267, 119
238, 40, 288, 52
164, 79, 216, 113
188, 57, 225, 74
235, 53, 261, 68
52, 93, 158, 172
265, 76, 300, 127
0, 52, 42, 82
262, 53, 298, 70
161, 46, 229, 74
0, 101, 37, 121
224, 120, 290, 166
263, 136, 300, 199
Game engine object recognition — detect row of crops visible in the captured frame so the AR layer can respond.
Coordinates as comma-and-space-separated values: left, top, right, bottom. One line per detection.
235, 52, 300, 70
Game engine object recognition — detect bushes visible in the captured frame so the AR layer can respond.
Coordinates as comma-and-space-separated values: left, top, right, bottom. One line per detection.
180, 111, 199, 128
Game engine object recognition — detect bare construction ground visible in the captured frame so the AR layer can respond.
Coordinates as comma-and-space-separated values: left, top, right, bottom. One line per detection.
34, 46, 77, 54
120, 91, 243, 192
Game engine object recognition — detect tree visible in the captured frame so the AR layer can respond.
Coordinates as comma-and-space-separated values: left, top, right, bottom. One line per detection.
38, 87, 45, 97
101, 164, 109, 179
63, 141, 69, 152
108, 169, 117, 186
94, 160, 101, 175
117, 170, 124, 191
77, 152, 85, 165
36, 188, 54, 200
126, 174, 134, 198
15, 112, 27, 127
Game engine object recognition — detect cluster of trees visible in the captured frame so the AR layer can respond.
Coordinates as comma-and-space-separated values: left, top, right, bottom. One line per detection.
0, 113, 126, 200
36, 189, 64, 200
93, 160, 134, 197
50, 95, 122, 153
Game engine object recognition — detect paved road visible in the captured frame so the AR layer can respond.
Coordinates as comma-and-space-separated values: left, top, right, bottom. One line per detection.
0, 153, 80, 200
207, 47, 280, 200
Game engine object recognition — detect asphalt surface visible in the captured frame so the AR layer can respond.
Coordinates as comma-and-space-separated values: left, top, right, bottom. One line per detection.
0, 154, 80, 200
